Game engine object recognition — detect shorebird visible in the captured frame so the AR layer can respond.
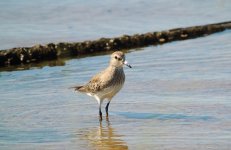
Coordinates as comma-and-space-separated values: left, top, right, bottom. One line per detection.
72, 51, 131, 121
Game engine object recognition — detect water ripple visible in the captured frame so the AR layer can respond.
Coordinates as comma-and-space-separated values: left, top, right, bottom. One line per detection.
114, 112, 213, 121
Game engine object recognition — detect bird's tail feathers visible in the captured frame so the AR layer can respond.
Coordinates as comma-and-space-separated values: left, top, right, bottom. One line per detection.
69, 85, 86, 92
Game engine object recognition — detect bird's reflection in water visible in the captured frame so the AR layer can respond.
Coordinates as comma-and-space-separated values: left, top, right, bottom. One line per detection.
80, 120, 128, 150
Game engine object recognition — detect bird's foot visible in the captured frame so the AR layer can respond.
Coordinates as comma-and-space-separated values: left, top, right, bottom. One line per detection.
106, 116, 109, 122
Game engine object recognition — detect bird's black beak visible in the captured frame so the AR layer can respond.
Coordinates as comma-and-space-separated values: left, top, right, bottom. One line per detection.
124, 61, 132, 68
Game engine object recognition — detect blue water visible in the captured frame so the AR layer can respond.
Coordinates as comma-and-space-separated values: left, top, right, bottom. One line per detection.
114, 112, 213, 120
1, 1, 231, 150
0, 0, 231, 49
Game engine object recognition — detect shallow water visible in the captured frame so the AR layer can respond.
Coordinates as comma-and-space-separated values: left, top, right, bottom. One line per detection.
1, 30, 231, 149
1, 1, 231, 150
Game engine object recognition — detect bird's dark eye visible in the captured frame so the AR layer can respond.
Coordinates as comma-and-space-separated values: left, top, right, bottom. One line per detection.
115, 56, 122, 61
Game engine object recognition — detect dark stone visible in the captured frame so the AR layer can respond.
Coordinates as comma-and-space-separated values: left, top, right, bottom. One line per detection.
0, 20, 231, 67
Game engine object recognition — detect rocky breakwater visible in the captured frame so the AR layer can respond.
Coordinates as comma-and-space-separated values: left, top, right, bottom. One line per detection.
0, 21, 231, 67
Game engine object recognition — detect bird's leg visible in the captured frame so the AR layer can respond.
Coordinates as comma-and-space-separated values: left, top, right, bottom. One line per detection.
99, 107, 102, 121
105, 101, 111, 118
98, 99, 103, 121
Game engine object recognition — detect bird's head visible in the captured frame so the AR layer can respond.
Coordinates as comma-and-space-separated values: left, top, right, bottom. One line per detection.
110, 51, 132, 68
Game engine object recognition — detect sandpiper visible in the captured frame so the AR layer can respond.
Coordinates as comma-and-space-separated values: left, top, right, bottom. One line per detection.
72, 51, 131, 121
